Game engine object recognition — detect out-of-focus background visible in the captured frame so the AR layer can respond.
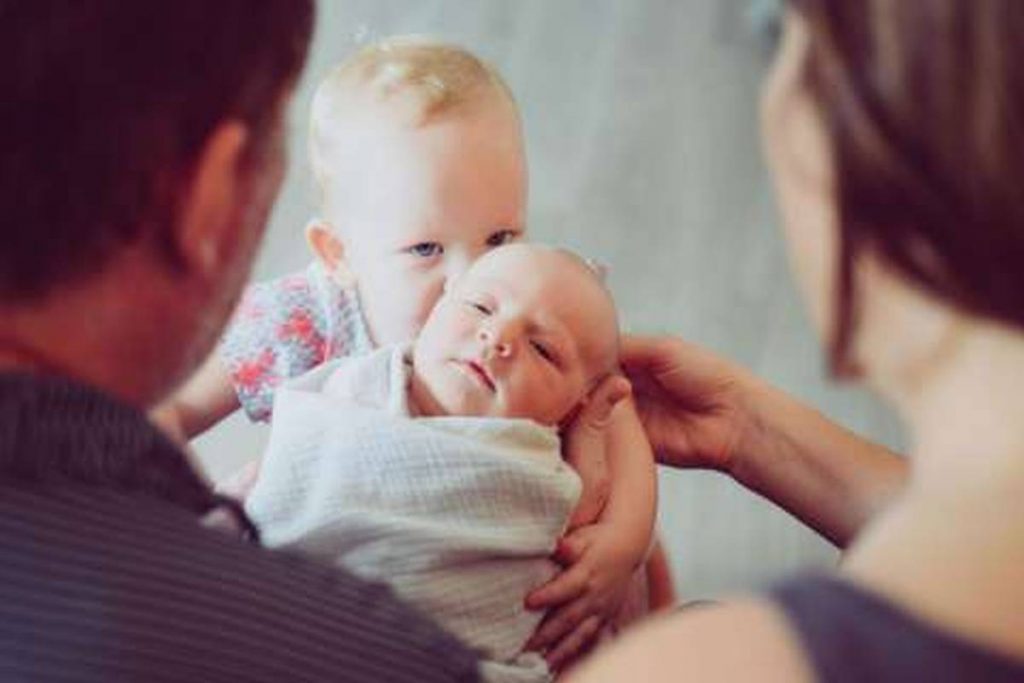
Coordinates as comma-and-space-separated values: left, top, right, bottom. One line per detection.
194, 0, 904, 599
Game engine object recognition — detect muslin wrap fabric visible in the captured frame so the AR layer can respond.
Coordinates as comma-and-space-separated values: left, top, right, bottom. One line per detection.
246, 346, 581, 682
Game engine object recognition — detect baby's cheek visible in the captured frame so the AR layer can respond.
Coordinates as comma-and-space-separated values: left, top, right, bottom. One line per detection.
545, 383, 583, 426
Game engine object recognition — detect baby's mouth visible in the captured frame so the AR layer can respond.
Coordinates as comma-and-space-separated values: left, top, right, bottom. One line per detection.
461, 359, 496, 392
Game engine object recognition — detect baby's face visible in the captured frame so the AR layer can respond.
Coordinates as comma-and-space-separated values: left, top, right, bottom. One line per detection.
322, 96, 527, 347
411, 245, 619, 426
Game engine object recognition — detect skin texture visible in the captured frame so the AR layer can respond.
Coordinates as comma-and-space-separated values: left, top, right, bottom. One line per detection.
155, 92, 526, 435
159, 68, 660, 667
409, 244, 618, 426
313, 93, 528, 348
408, 244, 658, 672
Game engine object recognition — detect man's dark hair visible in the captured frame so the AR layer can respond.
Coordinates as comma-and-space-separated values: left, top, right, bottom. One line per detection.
0, 1, 314, 301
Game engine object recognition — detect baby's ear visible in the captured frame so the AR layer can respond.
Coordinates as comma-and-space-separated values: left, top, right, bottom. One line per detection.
306, 220, 355, 287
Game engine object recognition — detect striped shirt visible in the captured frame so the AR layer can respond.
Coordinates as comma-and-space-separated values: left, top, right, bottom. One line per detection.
0, 372, 481, 682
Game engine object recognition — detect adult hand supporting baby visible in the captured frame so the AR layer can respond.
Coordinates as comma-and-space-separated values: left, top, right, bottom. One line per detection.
562, 375, 631, 529
618, 335, 754, 473
525, 374, 639, 671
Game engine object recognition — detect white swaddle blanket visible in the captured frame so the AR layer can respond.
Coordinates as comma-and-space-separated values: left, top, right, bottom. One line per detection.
246, 346, 581, 683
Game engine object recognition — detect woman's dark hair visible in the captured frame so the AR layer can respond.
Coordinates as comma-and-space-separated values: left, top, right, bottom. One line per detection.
787, 0, 1024, 374
0, 0, 314, 301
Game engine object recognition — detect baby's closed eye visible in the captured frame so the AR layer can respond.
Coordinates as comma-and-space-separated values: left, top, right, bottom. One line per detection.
466, 300, 492, 315
531, 339, 558, 365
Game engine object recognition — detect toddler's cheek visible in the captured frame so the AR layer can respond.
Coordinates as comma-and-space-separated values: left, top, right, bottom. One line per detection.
413, 286, 446, 327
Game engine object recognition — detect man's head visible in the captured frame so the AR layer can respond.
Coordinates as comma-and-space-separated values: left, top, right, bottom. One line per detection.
411, 244, 620, 426
0, 1, 314, 405
304, 38, 528, 347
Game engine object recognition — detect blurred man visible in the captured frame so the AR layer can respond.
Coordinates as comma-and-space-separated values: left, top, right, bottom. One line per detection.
0, 3, 479, 680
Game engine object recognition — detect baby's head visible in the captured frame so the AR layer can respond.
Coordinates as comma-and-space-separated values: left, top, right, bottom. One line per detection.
306, 38, 527, 347
410, 244, 620, 427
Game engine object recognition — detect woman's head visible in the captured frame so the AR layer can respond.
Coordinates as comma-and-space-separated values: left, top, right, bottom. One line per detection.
762, 1, 1024, 393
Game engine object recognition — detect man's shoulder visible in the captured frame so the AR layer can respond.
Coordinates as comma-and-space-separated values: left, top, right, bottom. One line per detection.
0, 485, 480, 682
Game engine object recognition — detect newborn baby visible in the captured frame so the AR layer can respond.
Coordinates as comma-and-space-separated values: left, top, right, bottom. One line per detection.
409, 242, 619, 426
246, 244, 623, 683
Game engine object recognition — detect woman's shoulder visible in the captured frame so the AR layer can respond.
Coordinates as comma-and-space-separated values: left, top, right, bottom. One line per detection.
770, 573, 1024, 682
569, 596, 812, 682
572, 573, 1024, 683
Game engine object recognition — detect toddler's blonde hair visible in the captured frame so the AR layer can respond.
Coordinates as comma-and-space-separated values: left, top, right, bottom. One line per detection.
309, 37, 517, 192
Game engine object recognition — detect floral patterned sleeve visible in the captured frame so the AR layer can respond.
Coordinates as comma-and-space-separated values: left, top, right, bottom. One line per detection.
219, 267, 332, 422
219, 263, 374, 422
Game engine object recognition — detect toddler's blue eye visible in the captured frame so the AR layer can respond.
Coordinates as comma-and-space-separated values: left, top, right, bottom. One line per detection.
408, 242, 443, 258
486, 230, 519, 247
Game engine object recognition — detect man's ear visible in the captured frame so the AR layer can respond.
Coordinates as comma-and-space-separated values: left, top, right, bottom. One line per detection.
306, 220, 356, 287
175, 121, 250, 279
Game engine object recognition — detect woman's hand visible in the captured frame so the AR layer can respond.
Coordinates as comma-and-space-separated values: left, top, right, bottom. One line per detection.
622, 334, 908, 546
619, 335, 757, 473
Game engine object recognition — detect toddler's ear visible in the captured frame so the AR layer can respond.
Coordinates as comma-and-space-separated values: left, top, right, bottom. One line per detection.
306, 220, 355, 287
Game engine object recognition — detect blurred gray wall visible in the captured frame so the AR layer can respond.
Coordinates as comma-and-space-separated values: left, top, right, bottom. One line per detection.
194, 0, 904, 599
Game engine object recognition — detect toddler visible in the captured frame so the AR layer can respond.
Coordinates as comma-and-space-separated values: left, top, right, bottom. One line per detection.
159, 38, 526, 433
246, 244, 646, 683
156, 38, 672, 660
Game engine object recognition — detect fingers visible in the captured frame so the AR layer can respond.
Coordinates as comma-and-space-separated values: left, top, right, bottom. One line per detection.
553, 532, 590, 566
545, 615, 603, 672
619, 335, 679, 371
528, 598, 598, 655
525, 560, 590, 611
583, 375, 632, 428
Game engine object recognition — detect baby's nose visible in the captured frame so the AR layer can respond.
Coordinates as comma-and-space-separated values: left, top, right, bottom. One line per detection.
478, 327, 514, 358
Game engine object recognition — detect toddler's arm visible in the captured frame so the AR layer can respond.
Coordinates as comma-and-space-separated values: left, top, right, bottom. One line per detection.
152, 263, 346, 444
151, 353, 240, 442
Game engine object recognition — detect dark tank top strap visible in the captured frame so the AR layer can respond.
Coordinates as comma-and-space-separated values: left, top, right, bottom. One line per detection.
770, 574, 1024, 682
